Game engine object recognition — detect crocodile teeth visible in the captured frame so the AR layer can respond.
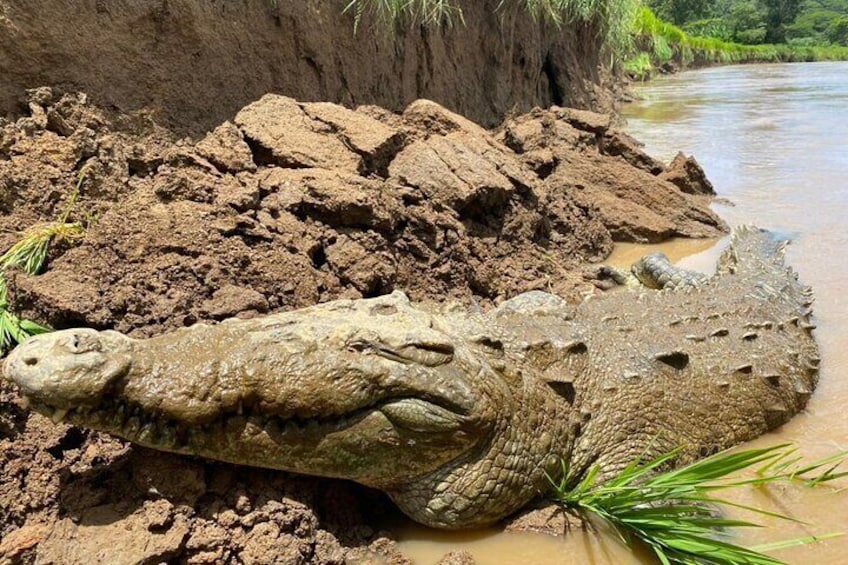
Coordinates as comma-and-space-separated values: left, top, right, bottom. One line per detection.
51, 408, 69, 424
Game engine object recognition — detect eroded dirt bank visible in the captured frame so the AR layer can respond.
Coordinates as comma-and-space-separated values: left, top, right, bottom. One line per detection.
2, 0, 618, 137
0, 88, 724, 564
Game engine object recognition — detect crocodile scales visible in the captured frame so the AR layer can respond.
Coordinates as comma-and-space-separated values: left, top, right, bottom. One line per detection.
601, 251, 711, 290
3, 226, 819, 528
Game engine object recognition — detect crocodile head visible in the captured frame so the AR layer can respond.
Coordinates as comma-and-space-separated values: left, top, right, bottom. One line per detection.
3, 292, 566, 528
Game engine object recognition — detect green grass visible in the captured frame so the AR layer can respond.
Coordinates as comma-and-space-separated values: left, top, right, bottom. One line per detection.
624, 51, 653, 79
626, 7, 848, 79
334, 2, 847, 76
343, 0, 628, 26
550, 444, 847, 564
342, 0, 640, 54
0, 168, 89, 352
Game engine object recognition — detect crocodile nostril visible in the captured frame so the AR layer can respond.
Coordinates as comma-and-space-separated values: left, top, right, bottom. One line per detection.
23, 357, 38, 366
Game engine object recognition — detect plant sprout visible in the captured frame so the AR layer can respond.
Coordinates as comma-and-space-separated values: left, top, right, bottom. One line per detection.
0, 167, 90, 351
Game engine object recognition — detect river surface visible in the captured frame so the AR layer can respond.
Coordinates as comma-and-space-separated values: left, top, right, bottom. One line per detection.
394, 62, 848, 563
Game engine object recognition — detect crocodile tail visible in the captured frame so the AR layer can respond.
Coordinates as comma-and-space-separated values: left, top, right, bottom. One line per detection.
716, 225, 791, 277
716, 224, 815, 330
700, 226, 819, 444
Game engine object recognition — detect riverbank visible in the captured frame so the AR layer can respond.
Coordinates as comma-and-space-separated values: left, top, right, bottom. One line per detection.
624, 7, 848, 81
0, 86, 724, 564
0, 0, 626, 137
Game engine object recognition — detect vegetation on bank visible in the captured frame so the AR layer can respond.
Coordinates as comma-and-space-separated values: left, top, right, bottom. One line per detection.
626, 5, 848, 79
647, 0, 848, 46
551, 443, 847, 565
337, 1, 848, 80
0, 169, 89, 352
343, 0, 636, 28
342, 0, 641, 53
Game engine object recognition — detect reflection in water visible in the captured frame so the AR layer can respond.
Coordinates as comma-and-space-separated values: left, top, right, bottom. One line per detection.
395, 62, 848, 564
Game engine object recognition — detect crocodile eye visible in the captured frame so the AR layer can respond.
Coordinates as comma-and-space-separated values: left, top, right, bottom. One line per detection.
347, 339, 453, 366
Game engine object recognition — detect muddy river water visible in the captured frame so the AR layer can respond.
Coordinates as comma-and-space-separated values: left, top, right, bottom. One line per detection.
394, 62, 848, 563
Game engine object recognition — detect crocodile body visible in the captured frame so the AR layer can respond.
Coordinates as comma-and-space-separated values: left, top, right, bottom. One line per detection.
3, 227, 819, 529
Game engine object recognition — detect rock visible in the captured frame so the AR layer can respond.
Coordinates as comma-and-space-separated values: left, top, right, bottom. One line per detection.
500, 117, 546, 153
554, 106, 611, 134
325, 235, 397, 297
203, 284, 270, 319
345, 537, 413, 565
501, 110, 596, 155
259, 168, 401, 233
600, 129, 665, 174
659, 151, 716, 195
195, 121, 257, 174
0, 523, 47, 563
153, 166, 216, 203
302, 102, 402, 173
239, 524, 310, 565
546, 150, 726, 243
402, 99, 493, 139
143, 499, 176, 530
234, 94, 361, 172
388, 132, 522, 217
215, 175, 261, 213
9, 269, 114, 329
311, 531, 346, 564
496, 106, 724, 243
568, 182, 677, 243
34, 509, 190, 565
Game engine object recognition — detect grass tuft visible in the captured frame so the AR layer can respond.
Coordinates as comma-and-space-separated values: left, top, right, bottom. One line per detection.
0, 168, 91, 352
550, 444, 847, 564
341, 0, 640, 55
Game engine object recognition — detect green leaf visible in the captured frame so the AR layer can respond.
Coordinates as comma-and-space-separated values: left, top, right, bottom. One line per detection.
752, 532, 844, 553
549, 443, 847, 565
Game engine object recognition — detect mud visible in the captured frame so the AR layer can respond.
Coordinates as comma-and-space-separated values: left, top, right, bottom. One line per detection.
0, 0, 617, 137
0, 87, 724, 564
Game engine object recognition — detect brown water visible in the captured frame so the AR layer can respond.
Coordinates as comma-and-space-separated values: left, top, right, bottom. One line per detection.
395, 62, 848, 563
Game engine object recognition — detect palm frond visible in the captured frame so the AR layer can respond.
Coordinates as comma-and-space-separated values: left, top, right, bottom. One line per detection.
550, 444, 847, 565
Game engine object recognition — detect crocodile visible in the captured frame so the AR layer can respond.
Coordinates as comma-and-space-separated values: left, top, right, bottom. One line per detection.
599, 251, 710, 290
3, 226, 819, 529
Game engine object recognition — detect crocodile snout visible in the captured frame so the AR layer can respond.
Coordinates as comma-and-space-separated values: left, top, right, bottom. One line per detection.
4, 333, 54, 391
3, 329, 133, 409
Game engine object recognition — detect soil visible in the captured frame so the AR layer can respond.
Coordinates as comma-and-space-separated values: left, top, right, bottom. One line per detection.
0, 87, 725, 564
0, 0, 617, 138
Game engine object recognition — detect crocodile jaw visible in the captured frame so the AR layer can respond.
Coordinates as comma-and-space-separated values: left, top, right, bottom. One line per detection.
1, 296, 499, 490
